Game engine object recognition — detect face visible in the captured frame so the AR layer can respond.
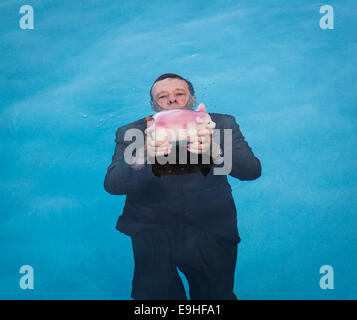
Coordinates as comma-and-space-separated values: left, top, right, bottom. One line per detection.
151, 78, 194, 110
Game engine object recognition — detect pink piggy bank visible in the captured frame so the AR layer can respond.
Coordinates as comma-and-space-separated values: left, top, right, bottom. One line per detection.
146, 104, 216, 142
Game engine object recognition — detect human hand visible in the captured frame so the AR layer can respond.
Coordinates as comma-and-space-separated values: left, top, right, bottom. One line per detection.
187, 128, 213, 154
145, 125, 173, 157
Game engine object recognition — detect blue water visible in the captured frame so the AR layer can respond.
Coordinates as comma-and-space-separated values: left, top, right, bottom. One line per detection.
1, 0, 356, 299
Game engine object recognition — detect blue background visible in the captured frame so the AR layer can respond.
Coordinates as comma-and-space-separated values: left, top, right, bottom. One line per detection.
1, 0, 356, 299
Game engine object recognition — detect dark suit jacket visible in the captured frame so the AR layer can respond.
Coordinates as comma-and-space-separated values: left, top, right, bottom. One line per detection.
104, 113, 262, 244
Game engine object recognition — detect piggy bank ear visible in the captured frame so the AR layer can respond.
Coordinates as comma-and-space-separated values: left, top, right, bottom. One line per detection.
195, 103, 206, 112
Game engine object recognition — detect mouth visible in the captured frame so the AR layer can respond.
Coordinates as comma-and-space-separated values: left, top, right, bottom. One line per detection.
167, 104, 183, 109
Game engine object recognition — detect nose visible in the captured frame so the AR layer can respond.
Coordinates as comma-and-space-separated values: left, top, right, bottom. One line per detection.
167, 94, 177, 104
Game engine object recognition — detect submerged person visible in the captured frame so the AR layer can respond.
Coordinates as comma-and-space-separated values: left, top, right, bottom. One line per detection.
104, 73, 262, 300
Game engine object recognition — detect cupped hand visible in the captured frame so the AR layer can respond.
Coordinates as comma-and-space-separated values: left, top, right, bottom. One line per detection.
145, 126, 173, 157
187, 128, 213, 154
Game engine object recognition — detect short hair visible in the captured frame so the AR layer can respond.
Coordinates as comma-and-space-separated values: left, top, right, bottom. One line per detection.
150, 73, 195, 101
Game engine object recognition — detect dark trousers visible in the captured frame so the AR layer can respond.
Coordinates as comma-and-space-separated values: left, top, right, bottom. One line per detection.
130, 223, 238, 300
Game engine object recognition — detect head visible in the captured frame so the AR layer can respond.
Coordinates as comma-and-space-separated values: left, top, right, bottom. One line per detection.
150, 73, 197, 112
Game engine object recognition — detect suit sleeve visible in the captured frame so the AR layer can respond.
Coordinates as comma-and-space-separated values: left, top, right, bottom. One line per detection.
103, 127, 153, 195
218, 116, 262, 180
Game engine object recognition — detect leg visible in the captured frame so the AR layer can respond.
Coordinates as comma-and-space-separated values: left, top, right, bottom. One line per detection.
175, 224, 238, 300
130, 226, 187, 300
